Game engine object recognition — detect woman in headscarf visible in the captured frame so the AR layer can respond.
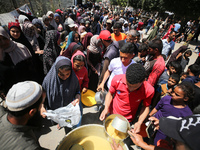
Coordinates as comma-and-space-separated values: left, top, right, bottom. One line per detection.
81, 32, 93, 50
87, 35, 102, 91
32, 18, 45, 50
0, 26, 33, 93
65, 31, 82, 49
91, 14, 101, 35
54, 13, 63, 29
32, 18, 45, 37
18, 14, 29, 29
46, 11, 58, 29
22, 22, 41, 52
8, 22, 44, 83
62, 42, 83, 59
77, 16, 83, 25
40, 56, 81, 126
78, 25, 86, 35
43, 30, 61, 75
8, 22, 35, 56
42, 15, 55, 31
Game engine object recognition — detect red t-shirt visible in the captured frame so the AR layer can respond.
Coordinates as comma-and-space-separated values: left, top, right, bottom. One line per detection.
147, 56, 165, 87
109, 74, 155, 122
73, 67, 89, 90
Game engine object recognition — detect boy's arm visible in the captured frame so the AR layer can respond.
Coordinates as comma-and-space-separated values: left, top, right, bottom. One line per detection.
133, 106, 149, 133
97, 70, 111, 91
99, 91, 113, 121
149, 108, 158, 117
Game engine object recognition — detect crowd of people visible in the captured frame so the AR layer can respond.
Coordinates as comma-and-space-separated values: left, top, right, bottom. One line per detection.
0, 3, 200, 150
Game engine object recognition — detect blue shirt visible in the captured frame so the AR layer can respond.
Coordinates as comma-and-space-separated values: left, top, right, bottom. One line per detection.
174, 23, 181, 32
162, 39, 175, 57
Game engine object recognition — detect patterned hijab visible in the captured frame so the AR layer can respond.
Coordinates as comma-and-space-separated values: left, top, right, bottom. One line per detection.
87, 35, 102, 54
44, 30, 61, 57
22, 22, 40, 51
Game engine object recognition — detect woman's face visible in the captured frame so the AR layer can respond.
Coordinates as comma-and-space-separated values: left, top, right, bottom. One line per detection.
55, 16, 60, 23
44, 19, 50, 26
10, 27, 21, 39
74, 33, 79, 43
58, 69, 71, 80
0, 35, 10, 49
48, 14, 54, 21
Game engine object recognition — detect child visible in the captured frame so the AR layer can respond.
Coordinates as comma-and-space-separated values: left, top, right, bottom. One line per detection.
182, 64, 200, 84
180, 72, 188, 82
149, 82, 194, 146
157, 61, 182, 86
71, 51, 89, 93
160, 74, 180, 97
151, 74, 180, 107
178, 50, 192, 72
133, 43, 148, 65
60, 35, 68, 50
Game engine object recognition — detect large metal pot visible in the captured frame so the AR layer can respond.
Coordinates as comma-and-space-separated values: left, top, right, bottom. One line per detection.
56, 124, 129, 150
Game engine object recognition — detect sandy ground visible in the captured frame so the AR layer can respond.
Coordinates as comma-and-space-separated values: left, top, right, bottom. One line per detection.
35, 30, 200, 150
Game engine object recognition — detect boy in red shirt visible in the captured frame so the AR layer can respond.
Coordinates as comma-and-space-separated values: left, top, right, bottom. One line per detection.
100, 63, 155, 133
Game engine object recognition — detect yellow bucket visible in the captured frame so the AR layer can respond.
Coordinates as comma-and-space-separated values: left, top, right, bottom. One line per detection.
81, 89, 96, 106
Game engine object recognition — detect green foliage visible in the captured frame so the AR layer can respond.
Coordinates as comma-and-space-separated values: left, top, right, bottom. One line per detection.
117, 0, 127, 7
141, 0, 164, 12
110, 0, 118, 5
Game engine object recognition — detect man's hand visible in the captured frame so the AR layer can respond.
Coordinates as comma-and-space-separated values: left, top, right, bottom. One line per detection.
128, 130, 145, 147
40, 104, 47, 118
111, 139, 123, 150
99, 108, 109, 121
133, 122, 142, 133
149, 116, 160, 130
97, 82, 104, 92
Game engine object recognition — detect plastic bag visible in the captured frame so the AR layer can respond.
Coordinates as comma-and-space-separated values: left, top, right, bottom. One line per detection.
44, 103, 81, 128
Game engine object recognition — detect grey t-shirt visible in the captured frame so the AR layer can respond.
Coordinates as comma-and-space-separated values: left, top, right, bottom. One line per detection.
103, 41, 119, 61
